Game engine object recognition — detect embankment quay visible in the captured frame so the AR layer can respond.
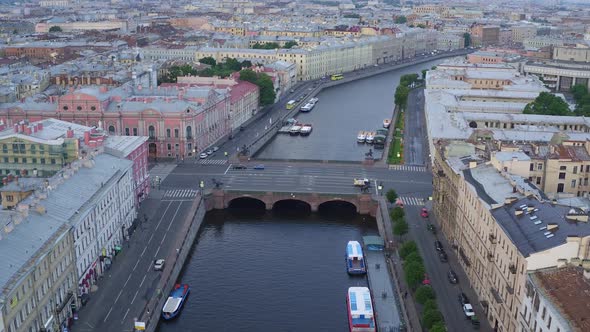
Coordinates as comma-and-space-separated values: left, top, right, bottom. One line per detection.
214, 49, 471, 162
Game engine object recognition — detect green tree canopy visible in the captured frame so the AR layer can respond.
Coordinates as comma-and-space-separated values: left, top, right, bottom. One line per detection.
400, 74, 420, 87
463, 32, 471, 48
48, 26, 62, 32
415, 285, 436, 304
238, 69, 258, 83
422, 308, 444, 329
252, 42, 280, 49
386, 189, 398, 203
429, 322, 447, 332
423, 299, 438, 312
199, 56, 216, 66
523, 92, 570, 116
390, 206, 405, 221
241, 60, 253, 68
405, 251, 423, 264
394, 85, 410, 110
399, 241, 418, 260
283, 41, 298, 49
395, 16, 407, 24
393, 218, 409, 238
571, 84, 588, 103
404, 260, 425, 289
238, 70, 276, 106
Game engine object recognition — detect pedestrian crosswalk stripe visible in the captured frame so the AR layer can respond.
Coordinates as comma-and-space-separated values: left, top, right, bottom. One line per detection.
388, 165, 427, 172
199, 159, 228, 165
398, 196, 425, 206
164, 189, 198, 199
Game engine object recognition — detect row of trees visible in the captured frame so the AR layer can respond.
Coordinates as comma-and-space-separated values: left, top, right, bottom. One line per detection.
159, 57, 252, 83
251, 41, 298, 50
523, 85, 590, 117
399, 241, 447, 332
394, 73, 422, 110
571, 84, 590, 116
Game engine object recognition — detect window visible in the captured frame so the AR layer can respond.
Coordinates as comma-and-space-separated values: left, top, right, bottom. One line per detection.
6, 195, 13, 202
125, 128, 130, 136
541, 307, 546, 319
91, 106, 96, 111
12, 143, 18, 153
559, 172, 566, 179
50, 159, 56, 165
3, 157, 7, 163
574, 166, 578, 174
167, 144, 171, 151
547, 316, 552, 328
22, 158, 27, 163
166, 129, 171, 138
572, 180, 577, 188
174, 129, 179, 138
40, 158, 45, 164
76, 106, 82, 111
186, 126, 192, 139
133, 128, 138, 136
148, 125, 155, 139
560, 166, 567, 171
2, 144, 6, 153
530, 163, 534, 171
557, 183, 564, 193
32, 158, 37, 163
30, 144, 35, 154
536, 177, 542, 185
537, 163, 542, 170
108, 125, 115, 134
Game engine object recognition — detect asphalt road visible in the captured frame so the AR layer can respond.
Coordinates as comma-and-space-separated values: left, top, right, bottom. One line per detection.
406, 192, 492, 331
72, 198, 191, 332
404, 88, 427, 166
164, 162, 432, 199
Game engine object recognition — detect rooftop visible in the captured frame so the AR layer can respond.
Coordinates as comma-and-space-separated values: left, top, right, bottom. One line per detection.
492, 197, 590, 257
531, 267, 590, 332
104, 135, 148, 158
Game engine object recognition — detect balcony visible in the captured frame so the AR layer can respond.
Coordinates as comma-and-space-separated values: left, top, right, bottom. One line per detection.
506, 284, 514, 295
487, 252, 494, 262
490, 287, 504, 304
509, 263, 517, 274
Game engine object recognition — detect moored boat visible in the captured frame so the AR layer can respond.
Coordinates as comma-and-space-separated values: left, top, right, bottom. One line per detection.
289, 124, 302, 135
366, 132, 375, 144
347, 287, 376, 332
346, 241, 366, 275
357, 131, 366, 143
300, 103, 314, 112
162, 284, 190, 320
300, 124, 312, 136
383, 119, 391, 128
309, 97, 319, 105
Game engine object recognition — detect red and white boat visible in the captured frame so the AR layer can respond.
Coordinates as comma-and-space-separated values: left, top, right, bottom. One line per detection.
347, 287, 376, 332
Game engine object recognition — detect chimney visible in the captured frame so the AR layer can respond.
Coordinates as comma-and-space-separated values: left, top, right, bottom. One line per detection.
84, 131, 90, 145
66, 127, 74, 138
14, 124, 19, 133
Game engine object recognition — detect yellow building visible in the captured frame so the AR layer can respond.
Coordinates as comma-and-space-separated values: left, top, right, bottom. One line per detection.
0, 120, 80, 177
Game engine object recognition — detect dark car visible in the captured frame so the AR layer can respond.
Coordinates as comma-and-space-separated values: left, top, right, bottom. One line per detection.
439, 251, 448, 262
434, 240, 444, 252
458, 292, 470, 306
448, 269, 458, 284
232, 164, 247, 170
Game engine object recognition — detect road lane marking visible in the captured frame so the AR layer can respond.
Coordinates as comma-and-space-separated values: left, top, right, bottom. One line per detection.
104, 307, 113, 322
224, 164, 231, 174
130, 291, 139, 305
374, 180, 379, 195
160, 233, 167, 244
115, 290, 123, 303
154, 245, 161, 258
154, 201, 174, 231
139, 275, 147, 288
122, 308, 130, 322
133, 259, 140, 271
140, 247, 147, 257
148, 234, 154, 244
123, 275, 131, 287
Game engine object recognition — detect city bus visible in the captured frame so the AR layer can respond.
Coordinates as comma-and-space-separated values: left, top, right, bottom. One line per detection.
330, 74, 344, 81
286, 100, 296, 110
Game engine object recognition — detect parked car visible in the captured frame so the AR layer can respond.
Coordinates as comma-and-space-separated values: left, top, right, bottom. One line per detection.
448, 269, 458, 284
439, 251, 448, 262
427, 224, 437, 234
463, 303, 475, 319
422, 273, 431, 286
434, 240, 444, 252
213, 146, 219, 152
421, 207, 429, 218
471, 316, 481, 329
154, 259, 165, 271
233, 164, 247, 170
206, 149, 213, 155
353, 178, 370, 187
458, 292, 470, 306
199, 153, 208, 159
253, 164, 265, 170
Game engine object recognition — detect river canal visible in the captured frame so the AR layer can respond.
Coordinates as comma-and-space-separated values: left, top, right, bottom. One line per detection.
256, 59, 448, 162
157, 203, 378, 332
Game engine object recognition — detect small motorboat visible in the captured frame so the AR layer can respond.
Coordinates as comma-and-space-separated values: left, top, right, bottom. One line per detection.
357, 131, 366, 143
383, 119, 391, 128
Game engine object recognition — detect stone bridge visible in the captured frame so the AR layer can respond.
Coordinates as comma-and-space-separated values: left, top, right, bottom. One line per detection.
210, 189, 379, 216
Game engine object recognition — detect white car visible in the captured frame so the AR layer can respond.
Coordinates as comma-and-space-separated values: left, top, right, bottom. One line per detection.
199, 153, 208, 159
206, 149, 213, 155
463, 304, 475, 318
154, 259, 165, 271
213, 146, 219, 152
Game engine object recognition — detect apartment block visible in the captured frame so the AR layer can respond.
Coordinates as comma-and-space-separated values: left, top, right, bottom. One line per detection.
432, 141, 590, 332
511, 26, 538, 44
553, 46, 590, 63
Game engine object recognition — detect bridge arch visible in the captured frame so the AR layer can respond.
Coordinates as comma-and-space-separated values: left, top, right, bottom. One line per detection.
227, 196, 266, 210
317, 199, 358, 215
272, 199, 312, 214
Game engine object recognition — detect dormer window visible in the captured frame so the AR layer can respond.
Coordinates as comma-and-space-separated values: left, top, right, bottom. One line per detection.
63, 106, 68, 110
77, 106, 82, 111
90, 106, 96, 111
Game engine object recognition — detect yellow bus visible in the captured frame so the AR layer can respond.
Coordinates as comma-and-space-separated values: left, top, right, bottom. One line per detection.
286, 100, 296, 110
330, 74, 344, 81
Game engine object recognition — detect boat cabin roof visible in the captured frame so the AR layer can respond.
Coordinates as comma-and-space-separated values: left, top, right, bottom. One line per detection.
348, 287, 373, 318
163, 297, 182, 313
347, 241, 363, 259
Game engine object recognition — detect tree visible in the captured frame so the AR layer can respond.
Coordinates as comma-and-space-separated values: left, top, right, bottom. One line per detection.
523, 92, 570, 116
48, 26, 62, 33
386, 189, 398, 203
400, 74, 419, 87
394, 85, 410, 110
571, 84, 588, 104
224, 57, 242, 71
199, 57, 216, 66
13, 29, 18, 34
421, 69, 428, 79
423, 299, 438, 312
240, 60, 252, 68
404, 260, 425, 289
343, 13, 360, 18
239, 69, 258, 83
405, 251, 423, 264
463, 32, 471, 48
395, 16, 407, 24
284, 41, 298, 49
417, 24, 427, 29
390, 206, 404, 221
399, 241, 418, 260
422, 308, 444, 329
429, 322, 447, 332
256, 73, 277, 106
415, 285, 436, 304
393, 218, 409, 238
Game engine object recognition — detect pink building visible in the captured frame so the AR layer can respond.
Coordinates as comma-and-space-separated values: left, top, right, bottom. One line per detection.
104, 135, 150, 205
0, 84, 231, 160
